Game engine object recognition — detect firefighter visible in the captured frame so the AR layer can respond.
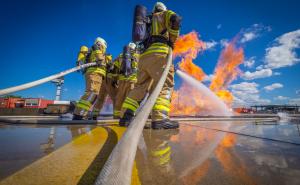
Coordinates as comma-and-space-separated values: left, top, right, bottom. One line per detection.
91, 56, 117, 120
73, 37, 109, 120
119, 2, 181, 129
76, 45, 89, 68
113, 42, 139, 118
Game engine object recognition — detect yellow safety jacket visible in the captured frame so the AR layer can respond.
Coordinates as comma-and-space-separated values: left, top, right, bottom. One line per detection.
114, 52, 139, 82
77, 52, 87, 63
141, 10, 180, 57
76, 46, 89, 65
85, 44, 110, 76
106, 59, 117, 79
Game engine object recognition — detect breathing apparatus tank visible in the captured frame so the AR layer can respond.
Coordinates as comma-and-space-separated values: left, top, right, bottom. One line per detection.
120, 45, 133, 77
132, 5, 152, 52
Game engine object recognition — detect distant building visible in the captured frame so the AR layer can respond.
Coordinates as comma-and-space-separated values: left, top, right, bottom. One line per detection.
0, 97, 24, 108
233, 107, 254, 114
0, 98, 53, 109
251, 105, 300, 114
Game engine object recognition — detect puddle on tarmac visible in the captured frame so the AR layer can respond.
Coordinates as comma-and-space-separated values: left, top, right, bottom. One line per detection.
1, 121, 300, 185
135, 121, 300, 185
0, 123, 94, 180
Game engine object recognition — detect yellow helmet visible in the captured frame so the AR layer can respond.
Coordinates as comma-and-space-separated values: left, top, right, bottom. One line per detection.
105, 54, 112, 61
80, 45, 88, 52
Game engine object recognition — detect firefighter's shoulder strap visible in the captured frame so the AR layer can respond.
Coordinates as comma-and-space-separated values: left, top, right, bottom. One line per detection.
147, 10, 181, 49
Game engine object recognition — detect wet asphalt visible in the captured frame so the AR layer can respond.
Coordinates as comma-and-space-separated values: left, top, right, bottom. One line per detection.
0, 120, 300, 185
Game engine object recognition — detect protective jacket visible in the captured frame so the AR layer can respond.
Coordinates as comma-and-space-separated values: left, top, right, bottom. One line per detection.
120, 9, 180, 122
141, 10, 180, 57
85, 44, 111, 76
73, 45, 111, 119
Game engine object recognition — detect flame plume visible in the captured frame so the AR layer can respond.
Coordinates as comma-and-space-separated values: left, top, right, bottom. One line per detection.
171, 32, 244, 116
209, 40, 244, 105
171, 32, 208, 116
173, 31, 207, 81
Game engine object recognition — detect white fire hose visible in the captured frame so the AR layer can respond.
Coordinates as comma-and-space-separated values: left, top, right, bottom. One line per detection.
0, 63, 97, 96
94, 48, 173, 185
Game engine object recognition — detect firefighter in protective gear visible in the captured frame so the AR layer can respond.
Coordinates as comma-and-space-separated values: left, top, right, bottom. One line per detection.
113, 42, 139, 118
76, 46, 89, 66
73, 37, 110, 120
76, 45, 89, 73
91, 54, 118, 119
119, 3, 181, 129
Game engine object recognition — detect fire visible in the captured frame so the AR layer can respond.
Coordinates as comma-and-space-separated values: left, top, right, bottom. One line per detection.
171, 32, 208, 115
215, 90, 234, 105
209, 40, 244, 104
171, 32, 244, 116
173, 31, 206, 81
171, 83, 205, 116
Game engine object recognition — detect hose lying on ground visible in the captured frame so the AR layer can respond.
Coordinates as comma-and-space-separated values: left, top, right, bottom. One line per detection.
94, 48, 173, 185
0, 63, 97, 96
182, 123, 300, 146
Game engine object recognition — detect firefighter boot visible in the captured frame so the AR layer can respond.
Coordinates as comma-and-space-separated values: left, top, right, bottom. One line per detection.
119, 109, 135, 127
151, 119, 179, 129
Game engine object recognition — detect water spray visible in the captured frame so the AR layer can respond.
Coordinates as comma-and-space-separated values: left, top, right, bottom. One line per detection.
176, 70, 232, 116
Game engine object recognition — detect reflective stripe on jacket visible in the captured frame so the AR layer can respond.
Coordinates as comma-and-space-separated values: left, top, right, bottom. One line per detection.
141, 10, 180, 58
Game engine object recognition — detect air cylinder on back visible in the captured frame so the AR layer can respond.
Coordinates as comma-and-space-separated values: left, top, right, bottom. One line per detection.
132, 5, 148, 43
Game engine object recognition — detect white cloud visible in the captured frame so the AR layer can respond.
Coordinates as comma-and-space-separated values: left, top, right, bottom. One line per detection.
220, 39, 229, 48
241, 32, 257, 43
256, 65, 264, 70
296, 90, 300, 95
240, 24, 271, 43
205, 40, 217, 50
289, 98, 300, 104
244, 57, 255, 68
230, 82, 259, 93
203, 74, 214, 82
264, 83, 283, 91
217, 24, 222, 29
265, 29, 300, 69
230, 82, 271, 106
274, 96, 289, 100
242, 68, 272, 80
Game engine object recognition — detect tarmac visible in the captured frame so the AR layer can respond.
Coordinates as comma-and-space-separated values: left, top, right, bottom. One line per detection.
0, 116, 300, 185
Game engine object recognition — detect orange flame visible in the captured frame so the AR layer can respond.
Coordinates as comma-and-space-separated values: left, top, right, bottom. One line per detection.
209, 40, 244, 105
171, 32, 208, 115
171, 32, 244, 116
171, 83, 205, 116
215, 90, 234, 105
173, 31, 206, 81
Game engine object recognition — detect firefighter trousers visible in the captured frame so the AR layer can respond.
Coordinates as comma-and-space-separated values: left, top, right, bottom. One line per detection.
92, 77, 117, 117
74, 72, 103, 118
120, 53, 175, 121
114, 80, 135, 118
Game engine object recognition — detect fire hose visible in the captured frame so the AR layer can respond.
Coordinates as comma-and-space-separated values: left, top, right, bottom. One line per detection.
0, 63, 97, 96
182, 123, 300, 146
94, 48, 173, 185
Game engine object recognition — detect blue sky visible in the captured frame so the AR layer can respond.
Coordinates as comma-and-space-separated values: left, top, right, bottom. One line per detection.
0, 0, 299, 106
